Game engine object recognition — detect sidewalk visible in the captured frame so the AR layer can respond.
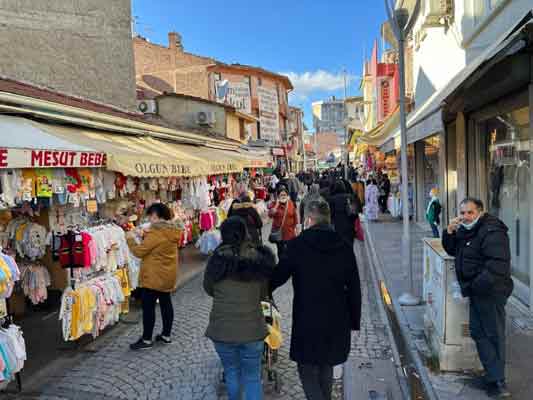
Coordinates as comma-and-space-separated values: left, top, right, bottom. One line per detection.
364, 216, 533, 400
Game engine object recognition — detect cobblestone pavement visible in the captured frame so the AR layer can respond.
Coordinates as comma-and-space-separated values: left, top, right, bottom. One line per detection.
13, 238, 397, 400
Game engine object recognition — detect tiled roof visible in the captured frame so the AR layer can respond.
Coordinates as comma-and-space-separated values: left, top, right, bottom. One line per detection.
0, 77, 146, 122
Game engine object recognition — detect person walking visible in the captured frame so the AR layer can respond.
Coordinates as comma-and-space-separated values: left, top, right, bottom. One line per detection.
127, 203, 180, 350
268, 187, 298, 258
426, 188, 442, 238
364, 179, 379, 221
442, 198, 513, 398
271, 199, 362, 400
299, 183, 321, 223
228, 195, 263, 244
287, 172, 300, 204
328, 181, 361, 246
378, 174, 391, 213
204, 217, 276, 400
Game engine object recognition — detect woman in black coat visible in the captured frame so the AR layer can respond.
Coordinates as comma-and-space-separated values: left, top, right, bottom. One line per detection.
328, 181, 361, 246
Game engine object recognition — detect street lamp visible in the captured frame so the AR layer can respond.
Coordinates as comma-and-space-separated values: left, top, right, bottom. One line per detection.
384, 0, 421, 306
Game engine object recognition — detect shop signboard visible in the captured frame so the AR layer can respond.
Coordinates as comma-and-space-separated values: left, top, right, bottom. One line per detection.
0, 147, 105, 169
215, 80, 252, 115
257, 86, 280, 144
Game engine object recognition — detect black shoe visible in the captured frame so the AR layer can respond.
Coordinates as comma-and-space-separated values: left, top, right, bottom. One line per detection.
155, 334, 172, 344
464, 375, 490, 391
487, 381, 511, 398
130, 338, 153, 350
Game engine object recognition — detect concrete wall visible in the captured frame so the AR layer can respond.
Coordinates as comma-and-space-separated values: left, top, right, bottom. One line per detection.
157, 96, 227, 136
0, 0, 137, 111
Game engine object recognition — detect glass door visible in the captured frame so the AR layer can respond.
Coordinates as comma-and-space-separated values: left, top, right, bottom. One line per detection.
485, 107, 530, 305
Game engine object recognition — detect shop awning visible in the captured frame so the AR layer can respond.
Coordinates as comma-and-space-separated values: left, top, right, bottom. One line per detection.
237, 149, 272, 168
404, 10, 532, 144
0, 115, 105, 168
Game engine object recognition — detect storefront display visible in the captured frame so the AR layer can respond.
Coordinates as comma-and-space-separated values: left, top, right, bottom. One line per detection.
422, 135, 440, 212
483, 106, 530, 303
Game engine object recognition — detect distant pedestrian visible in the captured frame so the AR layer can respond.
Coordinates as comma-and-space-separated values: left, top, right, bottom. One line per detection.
127, 203, 179, 350
378, 174, 391, 213
268, 187, 298, 258
328, 181, 360, 246
364, 179, 379, 221
287, 172, 300, 204
442, 198, 513, 398
204, 217, 276, 400
425, 188, 442, 238
299, 183, 321, 223
271, 199, 362, 400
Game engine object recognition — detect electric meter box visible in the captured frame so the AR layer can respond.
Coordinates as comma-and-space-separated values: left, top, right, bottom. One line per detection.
422, 238, 482, 372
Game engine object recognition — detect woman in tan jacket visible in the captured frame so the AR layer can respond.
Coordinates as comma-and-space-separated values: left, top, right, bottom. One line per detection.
126, 203, 180, 350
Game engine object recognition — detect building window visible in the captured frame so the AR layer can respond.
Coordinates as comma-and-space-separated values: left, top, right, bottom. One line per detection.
239, 119, 246, 141
257, 77, 262, 86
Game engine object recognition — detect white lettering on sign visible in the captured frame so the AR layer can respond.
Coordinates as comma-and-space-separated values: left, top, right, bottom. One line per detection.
0, 148, 106, 168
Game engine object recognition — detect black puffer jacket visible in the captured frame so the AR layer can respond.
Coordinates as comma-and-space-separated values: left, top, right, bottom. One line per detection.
442, 213, 514, 298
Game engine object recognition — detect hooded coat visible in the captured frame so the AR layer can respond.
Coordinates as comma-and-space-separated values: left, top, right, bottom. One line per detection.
442, 213, 514, 298
204, 242, 276, 343
271, 224, 362, 365
228, 201, 263, 243
127, 221, 180, 293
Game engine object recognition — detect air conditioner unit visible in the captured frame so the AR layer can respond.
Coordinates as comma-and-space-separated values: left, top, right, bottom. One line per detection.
137, 99, 157, 114
196, 111, 216, 126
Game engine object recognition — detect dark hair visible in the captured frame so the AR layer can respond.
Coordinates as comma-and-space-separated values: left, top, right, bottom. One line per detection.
278, 185, 289, 195
460, 197, 484, 211
146, 203, 172, 220
220, 216, 248, 246
366, 179, 372, 185
304, 199, 331, 226
372, 179, 378, 185
240, 195, 252, 203
333, 181, 346, 195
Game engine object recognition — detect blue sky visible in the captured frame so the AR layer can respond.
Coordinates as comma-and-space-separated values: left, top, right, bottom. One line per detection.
132, 0, 387, 129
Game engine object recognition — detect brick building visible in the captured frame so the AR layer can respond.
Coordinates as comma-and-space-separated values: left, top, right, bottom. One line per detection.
134, 32, 293, 146
0, 0, 137, 111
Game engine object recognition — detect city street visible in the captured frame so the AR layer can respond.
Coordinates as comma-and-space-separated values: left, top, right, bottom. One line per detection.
5, 238, 403, 400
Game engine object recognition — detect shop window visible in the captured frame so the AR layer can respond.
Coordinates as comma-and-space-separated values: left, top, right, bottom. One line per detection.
484, 106, 530, 301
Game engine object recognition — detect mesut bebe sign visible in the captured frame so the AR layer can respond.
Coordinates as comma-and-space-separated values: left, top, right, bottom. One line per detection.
0, 148, 105, 169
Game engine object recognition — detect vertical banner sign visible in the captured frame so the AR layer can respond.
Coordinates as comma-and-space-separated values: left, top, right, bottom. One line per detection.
257, 86, 280, 144
215, 80, 252, 115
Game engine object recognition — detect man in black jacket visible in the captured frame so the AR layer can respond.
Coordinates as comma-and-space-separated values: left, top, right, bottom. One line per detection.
271, 199, 362, 400
442, 198, 513, 398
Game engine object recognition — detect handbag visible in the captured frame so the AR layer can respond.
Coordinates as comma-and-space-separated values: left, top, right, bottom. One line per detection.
269, 203, 288, 243
354, 217, 364, 242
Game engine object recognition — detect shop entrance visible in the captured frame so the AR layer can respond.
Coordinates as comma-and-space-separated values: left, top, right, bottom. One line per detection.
482, 106, 531, 306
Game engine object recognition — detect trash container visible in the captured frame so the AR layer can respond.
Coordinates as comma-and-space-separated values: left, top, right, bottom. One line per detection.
422, 238, 482, 372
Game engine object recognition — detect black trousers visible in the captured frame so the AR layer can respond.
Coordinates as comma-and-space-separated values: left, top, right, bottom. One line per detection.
142, 288, 174, 341
469, 295, 507, 383
297, 364, 333, 400
378, 195, 388, 213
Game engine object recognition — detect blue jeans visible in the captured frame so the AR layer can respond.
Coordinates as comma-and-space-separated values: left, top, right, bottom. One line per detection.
431, 223, 440, 238
213, 340, 264, 400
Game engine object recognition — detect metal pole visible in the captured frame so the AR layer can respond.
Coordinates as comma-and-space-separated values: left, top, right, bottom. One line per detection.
343, 68, 349, 179
300, 110, 307, 171
384, 1, 421, 306
397, 34, 418, 305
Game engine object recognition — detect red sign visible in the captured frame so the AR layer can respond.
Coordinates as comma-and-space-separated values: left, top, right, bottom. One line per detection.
0, 148, 106, 169
272, 148, 285, 156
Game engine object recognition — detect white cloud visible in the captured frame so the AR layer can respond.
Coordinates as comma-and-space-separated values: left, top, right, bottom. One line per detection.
281, 70, 356, 100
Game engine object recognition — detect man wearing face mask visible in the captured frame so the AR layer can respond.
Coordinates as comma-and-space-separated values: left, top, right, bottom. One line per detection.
442, 198, 513, 398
